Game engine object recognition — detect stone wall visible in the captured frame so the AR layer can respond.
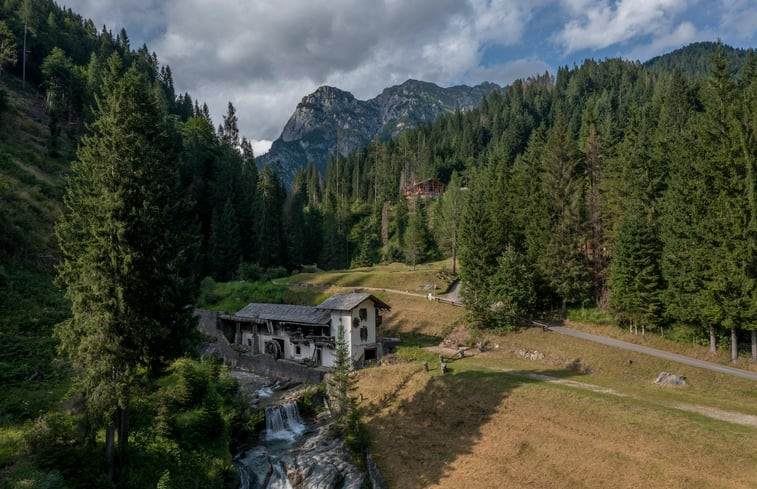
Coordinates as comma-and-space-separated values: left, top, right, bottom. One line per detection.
196, 309, 324, 384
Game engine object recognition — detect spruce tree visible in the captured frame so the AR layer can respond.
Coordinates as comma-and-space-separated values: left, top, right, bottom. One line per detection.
609, 203, 662, 335
535, 115, 590, 312
55, 55, 198, 479
440, 171, 464, 274
458, 174, 498, 322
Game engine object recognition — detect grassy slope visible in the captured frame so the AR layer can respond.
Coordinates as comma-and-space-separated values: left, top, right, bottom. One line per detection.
0, 79, 72, 336
284, 264, 757, 488
278, 259, 456, 293
0, 80, 74, 472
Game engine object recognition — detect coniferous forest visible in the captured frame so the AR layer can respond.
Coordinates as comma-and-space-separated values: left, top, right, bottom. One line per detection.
0, 0, 755, 487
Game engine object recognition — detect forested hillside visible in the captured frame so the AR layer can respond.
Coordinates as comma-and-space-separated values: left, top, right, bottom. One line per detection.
296, 43, 756, 360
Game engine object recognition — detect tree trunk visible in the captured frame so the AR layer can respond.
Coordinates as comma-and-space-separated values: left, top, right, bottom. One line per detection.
22, 22, 27, 90
118, 404, 129, 467
561, 297, 567, 316
642, 324, 646, 336
105, 423, 115, 482
731, 326, 738, 362
451, 242, 457, 275
752, 330, 756, 363
709, 326, 717, 353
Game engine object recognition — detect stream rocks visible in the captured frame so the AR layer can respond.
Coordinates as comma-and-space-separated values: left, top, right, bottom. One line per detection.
237, 422, 364, 489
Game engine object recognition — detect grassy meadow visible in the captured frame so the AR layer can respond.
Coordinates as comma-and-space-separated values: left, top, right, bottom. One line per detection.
284, 263, 757, 489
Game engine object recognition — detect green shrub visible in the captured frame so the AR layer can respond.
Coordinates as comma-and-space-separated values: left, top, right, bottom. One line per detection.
1, 466, 67, 489
567, 306, 617, 325
264, 266, 288, 280
235, 262, 263, 281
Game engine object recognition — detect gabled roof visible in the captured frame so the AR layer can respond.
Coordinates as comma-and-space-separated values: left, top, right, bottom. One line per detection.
316, 293, 391, 311
234, 303, 331, 325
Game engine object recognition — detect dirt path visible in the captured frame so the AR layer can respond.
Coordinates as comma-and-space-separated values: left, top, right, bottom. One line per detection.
491, 367, 757, 428
280, 279, 757, 381
543, 325, 757, 382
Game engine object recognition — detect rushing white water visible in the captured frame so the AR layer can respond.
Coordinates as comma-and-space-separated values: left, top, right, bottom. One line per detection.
265, 402, 305, 442
256, 386, 273, 398
267, 463, 293, 489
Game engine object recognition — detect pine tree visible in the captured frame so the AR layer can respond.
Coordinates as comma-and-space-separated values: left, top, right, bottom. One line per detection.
488, 249, 537, 328
404, 209, 426, 270
458, 174, 498, 322
439, 171, 464, 274
55, 55, 198, 480
535, 115, 590, 312
609, 202, 662, 335
327, 326, 357, 425
209, 198, 241, 281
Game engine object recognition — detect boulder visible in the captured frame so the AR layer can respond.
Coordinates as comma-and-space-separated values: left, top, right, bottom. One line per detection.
654, 372, 686, 386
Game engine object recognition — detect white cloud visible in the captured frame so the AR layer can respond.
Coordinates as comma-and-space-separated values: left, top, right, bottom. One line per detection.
251, 139, 273, 157
64, 0, 541, 141
470, 58, 553, 85
554, 0, 690, 53
718, 0, 757, 42
625, 22, 708, 61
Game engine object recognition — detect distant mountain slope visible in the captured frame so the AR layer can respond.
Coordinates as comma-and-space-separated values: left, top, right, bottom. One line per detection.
257, 79, 500, 184
644, 41, 752, 78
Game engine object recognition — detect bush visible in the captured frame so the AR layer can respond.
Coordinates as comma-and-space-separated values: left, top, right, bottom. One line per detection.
264, 266, 288, 280
235, 262, 263, 281
1, 466, 67, 489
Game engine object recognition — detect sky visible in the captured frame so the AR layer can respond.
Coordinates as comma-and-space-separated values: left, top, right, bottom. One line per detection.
62, 0, 756, 156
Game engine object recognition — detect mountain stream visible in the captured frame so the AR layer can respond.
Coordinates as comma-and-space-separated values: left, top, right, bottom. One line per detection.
231, 370, 364, 489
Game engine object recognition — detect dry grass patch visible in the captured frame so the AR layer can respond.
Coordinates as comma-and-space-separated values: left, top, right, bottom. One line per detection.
379, 292, 465, 339
282, 260, 455, 293
474, 328, 757, 416
358, 360, 757, 489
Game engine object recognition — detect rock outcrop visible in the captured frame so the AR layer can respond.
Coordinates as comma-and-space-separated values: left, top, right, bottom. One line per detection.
257, 79, 500, 185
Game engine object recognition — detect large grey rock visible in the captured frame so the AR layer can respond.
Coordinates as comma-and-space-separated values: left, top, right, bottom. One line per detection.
654, 372, 687, 386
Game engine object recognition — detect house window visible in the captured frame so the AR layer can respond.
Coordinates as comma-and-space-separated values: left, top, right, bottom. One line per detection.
360, 326, 368, 342
359, 308, 367, 320
295, 345, 301, 355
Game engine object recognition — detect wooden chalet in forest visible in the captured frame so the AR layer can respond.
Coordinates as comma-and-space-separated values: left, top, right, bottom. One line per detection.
404, 178, 446, 198
219, 293, 390, 368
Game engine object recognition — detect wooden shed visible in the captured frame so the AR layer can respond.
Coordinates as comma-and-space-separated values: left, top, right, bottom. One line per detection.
404, 178, 447, 198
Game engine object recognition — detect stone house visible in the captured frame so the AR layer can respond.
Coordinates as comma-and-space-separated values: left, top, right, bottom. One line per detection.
219, 293, 390, 368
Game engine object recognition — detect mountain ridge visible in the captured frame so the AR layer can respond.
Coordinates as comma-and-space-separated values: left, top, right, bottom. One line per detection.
257, 79, 500, 184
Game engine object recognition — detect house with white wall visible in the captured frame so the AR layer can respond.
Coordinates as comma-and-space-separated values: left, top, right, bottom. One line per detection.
219, 293, 390, 368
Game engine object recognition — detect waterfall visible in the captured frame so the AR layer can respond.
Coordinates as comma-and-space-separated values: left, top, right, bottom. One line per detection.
268, 463, 293, 489
265, 402, 304, 442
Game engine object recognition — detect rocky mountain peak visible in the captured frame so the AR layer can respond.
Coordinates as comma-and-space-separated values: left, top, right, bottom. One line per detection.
259, 79, 500, 184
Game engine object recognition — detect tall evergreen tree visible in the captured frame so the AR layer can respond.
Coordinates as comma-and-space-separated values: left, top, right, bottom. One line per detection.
55, 55, 198, 480
535, 115, 591, 312
609, 202, 662, 335
458, 175, 498, 321
439, 171, 464, 274
209, 198, 241, 281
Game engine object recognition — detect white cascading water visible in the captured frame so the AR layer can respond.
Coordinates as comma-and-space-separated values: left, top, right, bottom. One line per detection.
267, 463, 294, 489
264, 402, 305, 442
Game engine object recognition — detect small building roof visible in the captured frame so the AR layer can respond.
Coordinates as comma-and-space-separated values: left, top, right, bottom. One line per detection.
316, 293, 391, 311
233, 303, 331, 325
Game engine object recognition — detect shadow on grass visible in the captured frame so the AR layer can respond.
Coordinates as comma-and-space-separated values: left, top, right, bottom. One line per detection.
365, 366, 579, 488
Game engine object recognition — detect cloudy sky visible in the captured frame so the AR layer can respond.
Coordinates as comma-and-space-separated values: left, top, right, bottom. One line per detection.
62, 0, 756, 156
